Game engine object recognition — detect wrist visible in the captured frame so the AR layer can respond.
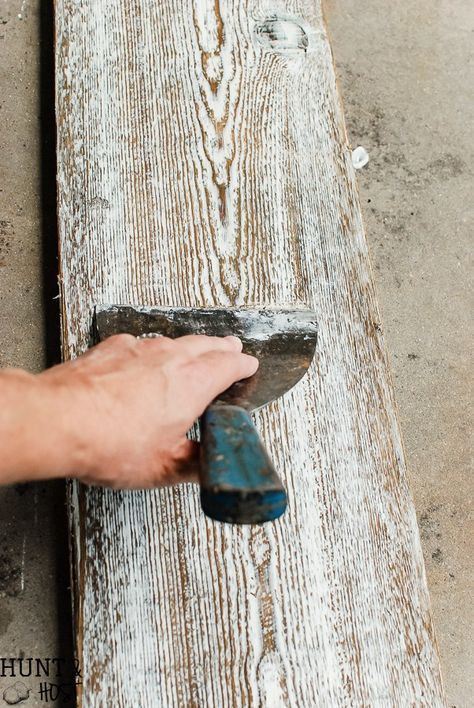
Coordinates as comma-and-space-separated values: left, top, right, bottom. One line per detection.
0, 368, 84, 483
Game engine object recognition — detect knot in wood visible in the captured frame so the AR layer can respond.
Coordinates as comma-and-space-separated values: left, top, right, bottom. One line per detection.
255, 16, 308, 53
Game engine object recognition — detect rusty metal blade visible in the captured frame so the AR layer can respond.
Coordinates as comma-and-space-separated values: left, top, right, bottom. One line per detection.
94, 305, 318, 410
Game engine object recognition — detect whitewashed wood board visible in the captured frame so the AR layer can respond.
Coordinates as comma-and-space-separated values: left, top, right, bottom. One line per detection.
55, 1, 445, 705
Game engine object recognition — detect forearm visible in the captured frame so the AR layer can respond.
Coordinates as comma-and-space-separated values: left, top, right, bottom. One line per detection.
0, 369, 77, 484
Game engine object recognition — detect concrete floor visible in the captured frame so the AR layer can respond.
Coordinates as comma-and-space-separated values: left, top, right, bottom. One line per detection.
0, 2, 74, 706
0, 1, 472, 706
325, 2, 473, 705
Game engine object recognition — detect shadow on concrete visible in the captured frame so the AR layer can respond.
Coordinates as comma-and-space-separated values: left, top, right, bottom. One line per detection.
40, 0, 61, 367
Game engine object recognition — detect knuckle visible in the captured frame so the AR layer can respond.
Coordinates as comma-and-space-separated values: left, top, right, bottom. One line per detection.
155, 336, 175, 350
108, 333, 136, 348
141, 335, 175, 350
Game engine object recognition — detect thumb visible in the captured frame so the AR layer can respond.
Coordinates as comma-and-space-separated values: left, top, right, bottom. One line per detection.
161, 438, 200, 486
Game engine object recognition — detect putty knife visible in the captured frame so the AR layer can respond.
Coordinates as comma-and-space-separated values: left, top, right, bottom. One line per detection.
94, 305, 318, 524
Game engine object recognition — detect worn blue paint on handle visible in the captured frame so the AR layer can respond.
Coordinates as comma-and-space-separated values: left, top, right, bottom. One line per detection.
200, 405, 287, 524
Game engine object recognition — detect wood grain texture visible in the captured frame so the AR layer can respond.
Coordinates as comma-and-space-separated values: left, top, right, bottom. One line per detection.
55, 1, 445, 705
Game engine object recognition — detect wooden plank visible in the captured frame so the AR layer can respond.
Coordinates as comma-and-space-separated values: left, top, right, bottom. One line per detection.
55, 1, 445, 705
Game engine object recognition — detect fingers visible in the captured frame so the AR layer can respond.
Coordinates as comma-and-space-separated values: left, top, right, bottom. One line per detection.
161, 438, 200, 486
174, 334, 243, 356
91, 333, 244, 364
185, 350, 259, 414
138, 333, 243, 358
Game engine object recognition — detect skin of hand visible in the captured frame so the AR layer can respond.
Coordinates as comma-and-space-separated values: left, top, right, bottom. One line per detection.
0, 334, 258, 489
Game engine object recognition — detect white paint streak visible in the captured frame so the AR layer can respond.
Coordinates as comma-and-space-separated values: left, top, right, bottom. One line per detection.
33, 486, 38, 527
20, 535, 26, 594
55, 0, 445, 706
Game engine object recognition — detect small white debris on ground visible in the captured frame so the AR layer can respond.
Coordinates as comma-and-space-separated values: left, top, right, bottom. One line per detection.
352, 146, 369, 169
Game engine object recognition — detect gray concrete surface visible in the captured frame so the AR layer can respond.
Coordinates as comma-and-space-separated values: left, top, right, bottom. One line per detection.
0, 1, 472, 706
325, 2, 473, 705
0, 2, 74, 706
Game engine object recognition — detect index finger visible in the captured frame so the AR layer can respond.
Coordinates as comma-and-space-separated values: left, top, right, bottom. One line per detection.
184, 350, 259, 417
137, 334, 243, 359
173, 334, 243, 357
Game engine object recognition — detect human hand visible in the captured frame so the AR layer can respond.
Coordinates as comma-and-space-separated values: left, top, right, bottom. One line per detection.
34, 334, 258, 488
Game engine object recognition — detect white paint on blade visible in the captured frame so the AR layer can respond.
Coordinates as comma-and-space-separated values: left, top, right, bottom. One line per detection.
233, 309, 317, 338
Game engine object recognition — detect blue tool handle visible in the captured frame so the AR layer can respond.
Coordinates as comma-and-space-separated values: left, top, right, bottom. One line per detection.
199, 404, 287, 524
